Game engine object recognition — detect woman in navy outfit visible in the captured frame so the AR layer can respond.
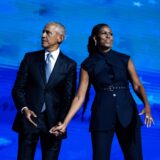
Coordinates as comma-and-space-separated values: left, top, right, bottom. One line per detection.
50, 23, 154, 160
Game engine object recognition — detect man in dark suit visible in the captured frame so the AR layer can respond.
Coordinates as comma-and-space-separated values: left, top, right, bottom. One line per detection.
12, 22, 77, 160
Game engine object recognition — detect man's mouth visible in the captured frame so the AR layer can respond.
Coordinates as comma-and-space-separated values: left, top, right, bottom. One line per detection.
42, 40, 47, 43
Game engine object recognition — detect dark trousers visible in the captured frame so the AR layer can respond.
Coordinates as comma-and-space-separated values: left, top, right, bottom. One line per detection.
17, 113, 62, 160
91, 120, 143, 160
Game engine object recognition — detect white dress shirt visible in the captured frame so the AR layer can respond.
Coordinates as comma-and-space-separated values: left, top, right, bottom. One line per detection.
45, 48, 60, 71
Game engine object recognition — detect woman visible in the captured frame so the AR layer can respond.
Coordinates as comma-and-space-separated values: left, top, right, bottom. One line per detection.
50, 23, 154, 160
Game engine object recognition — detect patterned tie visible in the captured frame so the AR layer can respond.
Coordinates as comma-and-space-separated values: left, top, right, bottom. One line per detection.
41, 53, 53, 112
45, 53, 53, 82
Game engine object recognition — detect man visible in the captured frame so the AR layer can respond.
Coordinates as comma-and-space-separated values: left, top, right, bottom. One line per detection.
12, 22, 77, 160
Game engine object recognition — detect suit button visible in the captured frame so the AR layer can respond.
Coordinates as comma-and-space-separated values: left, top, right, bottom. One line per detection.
113, 93, 116, 97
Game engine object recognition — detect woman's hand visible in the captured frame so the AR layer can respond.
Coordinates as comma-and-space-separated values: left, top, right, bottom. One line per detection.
49, 122, 67, 136
139, 106, 154, 128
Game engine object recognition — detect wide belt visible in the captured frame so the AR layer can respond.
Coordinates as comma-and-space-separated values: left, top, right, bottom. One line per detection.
98, 85, 128, 92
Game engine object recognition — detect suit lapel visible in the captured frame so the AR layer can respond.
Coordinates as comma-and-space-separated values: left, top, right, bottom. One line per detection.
46, 52, 64, 86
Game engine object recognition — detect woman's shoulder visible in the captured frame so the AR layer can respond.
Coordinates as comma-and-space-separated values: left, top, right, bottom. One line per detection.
81, 55, 97, 72
81, 55, 97, 65
112, 50, 130, 59
111, 50, 131, 66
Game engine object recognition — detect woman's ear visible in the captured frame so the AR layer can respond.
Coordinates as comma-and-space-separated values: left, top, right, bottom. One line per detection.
93, 36, 97, 46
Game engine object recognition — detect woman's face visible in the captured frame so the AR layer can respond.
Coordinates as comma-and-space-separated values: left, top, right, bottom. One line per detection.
95, 26, 113, 50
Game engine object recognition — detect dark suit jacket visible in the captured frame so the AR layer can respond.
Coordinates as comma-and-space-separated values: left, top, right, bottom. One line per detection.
12, 49, 77, 134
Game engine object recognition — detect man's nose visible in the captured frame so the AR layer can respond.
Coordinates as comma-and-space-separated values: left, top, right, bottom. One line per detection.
42, 32, 46, 37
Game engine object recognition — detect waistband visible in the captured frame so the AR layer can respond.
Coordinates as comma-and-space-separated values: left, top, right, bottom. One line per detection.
97, 84, 129, 92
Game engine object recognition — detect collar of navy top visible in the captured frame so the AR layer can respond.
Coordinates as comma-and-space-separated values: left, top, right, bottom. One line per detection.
98, 49, 112, 57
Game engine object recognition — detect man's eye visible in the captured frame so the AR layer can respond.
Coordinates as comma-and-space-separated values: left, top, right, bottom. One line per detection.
43, 30, 52, 35
46, 31, 50, 34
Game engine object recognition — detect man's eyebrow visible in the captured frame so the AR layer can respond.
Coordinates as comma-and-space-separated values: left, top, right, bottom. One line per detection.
42, 29, 53, 33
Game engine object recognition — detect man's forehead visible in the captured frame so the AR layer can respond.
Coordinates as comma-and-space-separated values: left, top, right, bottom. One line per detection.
44, 24, 57, 31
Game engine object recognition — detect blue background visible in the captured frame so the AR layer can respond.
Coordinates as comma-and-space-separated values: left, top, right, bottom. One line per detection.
0, 0, 160, 159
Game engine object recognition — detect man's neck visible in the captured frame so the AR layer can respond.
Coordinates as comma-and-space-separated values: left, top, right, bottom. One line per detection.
45, 45, 59, 52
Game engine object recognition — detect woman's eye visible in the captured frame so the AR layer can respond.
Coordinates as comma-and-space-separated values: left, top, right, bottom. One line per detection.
99, 32, 113, 36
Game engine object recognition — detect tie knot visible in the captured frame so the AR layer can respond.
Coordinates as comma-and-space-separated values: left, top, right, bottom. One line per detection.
47, 53, 53, 58
46, 53, 53, 63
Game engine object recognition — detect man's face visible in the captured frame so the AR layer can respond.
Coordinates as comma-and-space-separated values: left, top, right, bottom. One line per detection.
41, 24, 62, 51
96, 26, 113, 49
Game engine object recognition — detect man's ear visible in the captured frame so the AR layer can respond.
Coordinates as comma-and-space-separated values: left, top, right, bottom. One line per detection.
57, 35, 64, 43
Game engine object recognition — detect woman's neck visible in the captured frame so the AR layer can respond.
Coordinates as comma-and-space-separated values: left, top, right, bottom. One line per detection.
98, 47, 111, 54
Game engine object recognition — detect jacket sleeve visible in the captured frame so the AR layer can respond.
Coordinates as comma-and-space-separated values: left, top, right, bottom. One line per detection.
58, 61, 77, 122
12, 53, 30, 112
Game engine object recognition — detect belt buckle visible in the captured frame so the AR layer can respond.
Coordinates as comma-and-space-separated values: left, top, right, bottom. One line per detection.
108, 85, 114, 91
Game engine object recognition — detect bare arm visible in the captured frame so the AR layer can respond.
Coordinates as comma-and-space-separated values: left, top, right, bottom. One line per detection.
50, 68, 89, 133
128, 59, 154, 127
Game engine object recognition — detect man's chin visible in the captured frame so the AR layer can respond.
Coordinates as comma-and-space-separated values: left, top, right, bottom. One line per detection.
41, 44, 48, 48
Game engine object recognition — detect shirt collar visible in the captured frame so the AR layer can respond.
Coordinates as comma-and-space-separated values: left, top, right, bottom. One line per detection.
45, 48, 60, 60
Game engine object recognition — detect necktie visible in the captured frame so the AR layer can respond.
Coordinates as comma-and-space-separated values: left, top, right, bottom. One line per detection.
41, 53, 53, 112
45, 53, 53, 82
